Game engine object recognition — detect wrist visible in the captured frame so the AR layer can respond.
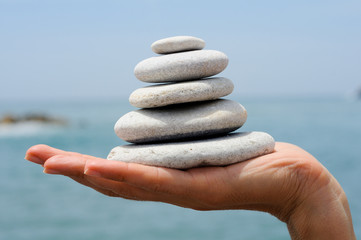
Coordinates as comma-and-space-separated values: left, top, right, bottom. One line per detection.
287, 175, 355, 240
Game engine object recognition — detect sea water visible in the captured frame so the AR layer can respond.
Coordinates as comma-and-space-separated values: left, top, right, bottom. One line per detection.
1, 96, 360, 240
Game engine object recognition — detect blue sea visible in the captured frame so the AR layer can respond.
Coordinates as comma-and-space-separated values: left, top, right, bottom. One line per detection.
1, 96, 360, 240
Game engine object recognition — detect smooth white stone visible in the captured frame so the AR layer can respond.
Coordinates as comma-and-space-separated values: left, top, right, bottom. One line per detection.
151, 36, 205, 54
134, 50, 228, 83
114, 99, 247, 143
129, 77, 234, 108
107, 132, 275, 169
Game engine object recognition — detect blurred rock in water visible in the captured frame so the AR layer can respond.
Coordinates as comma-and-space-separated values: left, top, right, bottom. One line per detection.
0, 113, 67, 126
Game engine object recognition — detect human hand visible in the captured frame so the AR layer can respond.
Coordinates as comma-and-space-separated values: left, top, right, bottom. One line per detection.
25, 143, 355, 239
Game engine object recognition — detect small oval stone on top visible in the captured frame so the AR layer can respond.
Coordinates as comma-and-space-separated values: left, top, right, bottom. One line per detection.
151, 36, 206, 54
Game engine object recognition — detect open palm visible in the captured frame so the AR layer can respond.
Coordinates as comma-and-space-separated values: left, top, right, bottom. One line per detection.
25, 142, 355, 239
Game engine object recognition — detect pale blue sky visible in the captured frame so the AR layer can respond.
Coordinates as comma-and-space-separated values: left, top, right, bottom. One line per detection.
1, 0, 360, 101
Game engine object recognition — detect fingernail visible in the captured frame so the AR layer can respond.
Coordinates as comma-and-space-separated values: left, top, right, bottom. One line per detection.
84, 168, 102, 177
43, 168, 61, 175
25, 153, 43, 164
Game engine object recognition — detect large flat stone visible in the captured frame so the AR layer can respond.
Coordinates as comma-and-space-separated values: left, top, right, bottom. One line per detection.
107, 131, 275, 169
129, 77, 234, 108
114, 99, 247, 143
134, 50, 228, 83
151, 36, 206, 54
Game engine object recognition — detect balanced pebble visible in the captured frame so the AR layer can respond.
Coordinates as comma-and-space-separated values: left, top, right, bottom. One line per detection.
129, 77, 234, 108
151, 36, 206, 54
108, 131, 275, 169
134, 50, 228, 83
114, 99, 247, 143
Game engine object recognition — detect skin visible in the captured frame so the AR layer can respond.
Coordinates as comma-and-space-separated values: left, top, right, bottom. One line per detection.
25, 142, 356, 239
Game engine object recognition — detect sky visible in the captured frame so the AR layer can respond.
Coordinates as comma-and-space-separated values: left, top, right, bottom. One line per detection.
1, 0, 361, 101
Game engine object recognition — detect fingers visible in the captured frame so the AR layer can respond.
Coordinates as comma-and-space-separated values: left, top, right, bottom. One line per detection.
27, 144, 223, 201
25, 145, 121, 197
39, 149, 172, 201
25, 145, 240, 210
42, 153, 117, 195
84, 159, 194, 195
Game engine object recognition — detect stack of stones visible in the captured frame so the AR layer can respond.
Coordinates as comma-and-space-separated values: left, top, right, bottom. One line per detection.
108, 36, 275, 169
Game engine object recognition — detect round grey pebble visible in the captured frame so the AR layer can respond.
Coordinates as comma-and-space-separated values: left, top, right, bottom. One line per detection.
107, 131, 275, 169
134, 50, 228, 83
151, 36, 206, 54
114, 99, 247, 143
129, 77, 234, 108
